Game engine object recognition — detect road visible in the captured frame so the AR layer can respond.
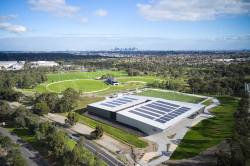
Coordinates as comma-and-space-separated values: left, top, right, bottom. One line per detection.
0, 126, 50, 166
40, 118, 126, 166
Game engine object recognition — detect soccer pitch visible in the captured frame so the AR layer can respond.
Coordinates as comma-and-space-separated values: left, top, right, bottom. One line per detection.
46, 80, 109, 93
46, 70, 128, 83
135, 90, 204, 103
116, 77, 161, 83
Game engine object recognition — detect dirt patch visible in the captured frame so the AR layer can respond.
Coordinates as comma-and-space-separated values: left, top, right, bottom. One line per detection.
127, 81, 147, 84
209, 99, 214, 105
141, 152, 161, 163
132, 138, 159, 163
208, 108, 215, 116
157, 138, 231, 166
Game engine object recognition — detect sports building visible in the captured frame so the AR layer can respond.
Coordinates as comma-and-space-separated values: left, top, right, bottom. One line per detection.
88, 95, 205, 135
106, 78, 119, 85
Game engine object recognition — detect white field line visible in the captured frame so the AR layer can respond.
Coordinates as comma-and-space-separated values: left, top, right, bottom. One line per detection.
46, 79, 110, 94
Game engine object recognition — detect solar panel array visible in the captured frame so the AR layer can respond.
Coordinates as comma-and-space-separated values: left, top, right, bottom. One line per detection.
128, 100, 191, 124
100, 97, 139, 108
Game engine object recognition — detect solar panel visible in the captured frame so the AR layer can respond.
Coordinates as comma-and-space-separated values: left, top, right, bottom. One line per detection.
151, 102, 175, 110
159, 117, 171, 121
166, 114, 176, 118
140, 106, 165, 115
155, 100, 180, 107
168, 113, 178, 117
146, 104, 172, 112
134, 108, 161, 117
129, 110, 155, 120
112, 100, 127, 104
154, 119, 166, 124
174, 110, 185, 114
123, 97, 138, 101
106, 102, 122, 106
116, 99, 133, 103
100, 103, 116, 108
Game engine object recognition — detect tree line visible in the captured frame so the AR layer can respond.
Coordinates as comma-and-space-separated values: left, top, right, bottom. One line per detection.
0, 131, 28, 166
216, 90, 250, 165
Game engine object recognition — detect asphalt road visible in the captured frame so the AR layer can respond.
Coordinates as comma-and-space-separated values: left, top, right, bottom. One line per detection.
40, 118, 126, 166
0, 126, 50, 166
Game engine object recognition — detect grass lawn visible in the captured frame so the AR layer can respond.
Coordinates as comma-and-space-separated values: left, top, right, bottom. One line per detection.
77, 114, 148, 148
136, 90, 204, 103
116, 77, 161, 83
170, 96, 238, 160
46, 71, 128, 83
46, 80, 109, 93
201, 100, 210, 106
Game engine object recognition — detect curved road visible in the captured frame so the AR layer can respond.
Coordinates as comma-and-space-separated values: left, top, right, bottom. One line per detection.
0, 126, 50, 166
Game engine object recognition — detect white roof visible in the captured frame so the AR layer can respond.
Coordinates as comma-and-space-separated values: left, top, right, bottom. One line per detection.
0, 61, 17, 64
117, 96, 205, 130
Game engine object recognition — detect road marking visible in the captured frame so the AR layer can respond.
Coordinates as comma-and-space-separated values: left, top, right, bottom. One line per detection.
0, 128, 34, 157
72, 138, 122, 166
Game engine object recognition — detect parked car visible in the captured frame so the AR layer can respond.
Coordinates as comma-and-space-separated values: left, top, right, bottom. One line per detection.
117, 150, 123, 154
69, 135, 73, 139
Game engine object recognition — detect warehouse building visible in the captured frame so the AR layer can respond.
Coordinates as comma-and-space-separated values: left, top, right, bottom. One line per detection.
88, 95, 205, 135
30, 61, 59, 67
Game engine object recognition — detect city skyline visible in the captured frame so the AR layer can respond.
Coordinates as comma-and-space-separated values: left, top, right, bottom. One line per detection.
0, 0, 250, 50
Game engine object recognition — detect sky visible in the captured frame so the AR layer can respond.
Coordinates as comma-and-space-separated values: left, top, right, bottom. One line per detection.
0, 0, 250, 51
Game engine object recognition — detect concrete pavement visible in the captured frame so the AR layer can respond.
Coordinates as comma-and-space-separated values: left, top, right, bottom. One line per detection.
0, 126, 50, 166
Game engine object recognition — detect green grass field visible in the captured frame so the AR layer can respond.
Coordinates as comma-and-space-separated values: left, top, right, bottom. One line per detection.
170, 96, 237, 160
116, 77, 161, 83
46, 80, 109, 93
201, 100, 210, 106
46, 70, 128, 83
135, 90, 204, 103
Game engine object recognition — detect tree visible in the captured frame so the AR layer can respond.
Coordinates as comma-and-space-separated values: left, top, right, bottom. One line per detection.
65, 112, 79, 126
0, 100, 10, 116
34, 101, 50, 116
91, 125, 104, 140
6, 149, 28, 166
94, 150, 102, 166
58, 88, 79, 113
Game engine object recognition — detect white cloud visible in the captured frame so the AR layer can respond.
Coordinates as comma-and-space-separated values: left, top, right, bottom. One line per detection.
0, 15, 19, 22
137, 0, 250, 21
27, 0, 81, 18
79, 17, 88, 23
220, 31, 224, 33
92, 9, 108, 17
200, 34, 250, 42
0, 23, 27, 35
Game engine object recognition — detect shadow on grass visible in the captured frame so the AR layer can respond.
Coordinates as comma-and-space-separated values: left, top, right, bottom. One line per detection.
170, 96, 238, 160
